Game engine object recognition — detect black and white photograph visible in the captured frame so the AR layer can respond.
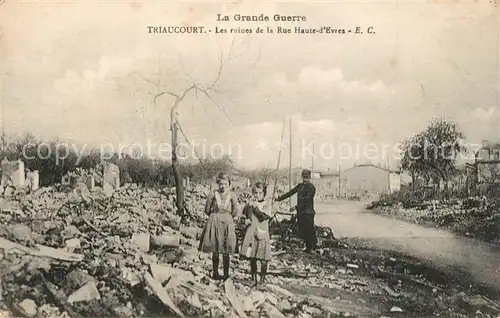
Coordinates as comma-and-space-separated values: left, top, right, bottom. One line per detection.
0, 1, 499, 317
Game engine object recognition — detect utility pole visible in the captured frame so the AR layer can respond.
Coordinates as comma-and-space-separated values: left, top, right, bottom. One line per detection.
311, 140, 315, 177
0, 126, 5, 157
271, 118, 286, 208
338, 163, 341, 199
170, 99, 184, 218
288, 116, 292, 209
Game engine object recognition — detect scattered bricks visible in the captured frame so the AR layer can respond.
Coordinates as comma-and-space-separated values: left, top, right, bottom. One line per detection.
180, 227, 201, 240
224, 278, 247, 318
9, 224, 32, 242
151, 233, 180, 248
103, 162, 120, 189
242, 295, 254, 312
65, 238, 81, 249
17, 299, 37, 317
3, 186, 15, 197
166, 214, 181, 230
27, 170, 40, 191
278, 299, 293, 311
251, 291, 267, 309
390, 306, 404, 312
71, 182, 91, 203
64, 270, 97, 292
150, 263, 194, 284
265, 284, 294, 299
130, 233, 150, 252
188, 293, 203, 309
1, 159, 25, 188
0, 176, 462, 318
304, 305, 323, 316
121, 267, 141, 287
67, 281, 101, 304
143, 272, 185, 317
266, 293, 279, 307
262, 303, 285, 318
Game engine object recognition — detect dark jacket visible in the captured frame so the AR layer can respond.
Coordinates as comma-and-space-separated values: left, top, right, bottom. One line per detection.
276, 182, 316, 215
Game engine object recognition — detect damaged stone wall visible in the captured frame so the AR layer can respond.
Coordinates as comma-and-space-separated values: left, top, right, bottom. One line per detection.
1, 159, 25, 188
26, 170, 40, 191
103, 162, 120, 189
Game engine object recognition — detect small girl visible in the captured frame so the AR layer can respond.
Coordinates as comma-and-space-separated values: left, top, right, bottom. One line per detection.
239, 182, 272, 285
199, 172, 239, 280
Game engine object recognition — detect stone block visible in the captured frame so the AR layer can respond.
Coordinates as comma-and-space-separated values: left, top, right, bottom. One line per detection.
1, 159, 25, 188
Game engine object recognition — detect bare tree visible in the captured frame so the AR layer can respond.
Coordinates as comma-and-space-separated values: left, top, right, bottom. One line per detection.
137, 48, 236, 218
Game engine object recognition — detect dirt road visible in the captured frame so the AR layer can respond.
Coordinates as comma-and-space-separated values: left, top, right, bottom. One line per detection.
315, 201, 500, 292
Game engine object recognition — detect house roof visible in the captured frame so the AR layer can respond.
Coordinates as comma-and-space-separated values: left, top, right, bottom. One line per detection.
478, 141, 500, 150
318, 171, 339, 177
342, 163, 400, 174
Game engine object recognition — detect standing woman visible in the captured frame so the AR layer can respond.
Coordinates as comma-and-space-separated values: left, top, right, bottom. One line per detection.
240, 182, 272, 285
199, 172, 239, 280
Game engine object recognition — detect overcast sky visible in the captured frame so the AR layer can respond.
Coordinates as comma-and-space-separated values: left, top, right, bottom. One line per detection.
1, 1, 499, 170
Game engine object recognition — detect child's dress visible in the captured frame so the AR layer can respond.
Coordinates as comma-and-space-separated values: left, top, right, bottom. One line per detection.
239, 200, 272, 261
198, 190, 238, 254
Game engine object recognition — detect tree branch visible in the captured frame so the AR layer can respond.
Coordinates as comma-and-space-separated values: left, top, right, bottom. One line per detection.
153, 91, 179, 111
195, 87, 232, 123
179, 85, 197, 102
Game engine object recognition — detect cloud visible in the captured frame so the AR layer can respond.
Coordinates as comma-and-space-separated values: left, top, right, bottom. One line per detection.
297, 66, 391, 95
456, 106, 500, 142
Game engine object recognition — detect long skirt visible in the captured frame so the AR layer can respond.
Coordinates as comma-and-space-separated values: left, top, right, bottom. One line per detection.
239, 224, 271, 261
198, 212, 237, 254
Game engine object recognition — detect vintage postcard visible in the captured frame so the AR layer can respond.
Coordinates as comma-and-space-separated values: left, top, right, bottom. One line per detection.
0, 0, 499, 317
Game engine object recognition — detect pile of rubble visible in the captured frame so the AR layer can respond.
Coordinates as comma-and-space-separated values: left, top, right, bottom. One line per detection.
368, 197, 500, 243
63, 167, 103, 186
0, 182, 345, 318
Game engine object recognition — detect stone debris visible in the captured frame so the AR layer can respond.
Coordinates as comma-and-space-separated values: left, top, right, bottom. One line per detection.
102, 162, 120, 189
389, 306, 403, 312
369, 196, 500, 244
0, 176, 496, 318
67, 281, 101, 304
1, 159, 25, 189
16, 298, 37, 317
0, 181, 332, 317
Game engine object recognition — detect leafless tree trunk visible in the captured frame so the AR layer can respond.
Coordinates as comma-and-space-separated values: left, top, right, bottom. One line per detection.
146, 54, 231, 217
170, 98, 184, 216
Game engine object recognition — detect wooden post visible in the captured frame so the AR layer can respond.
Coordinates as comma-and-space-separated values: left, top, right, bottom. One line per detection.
288, 116, 292, 209
171, 99, 184, 217
312, 140, 315, 177
338, 164, 341, 198
271, 118, 286, 208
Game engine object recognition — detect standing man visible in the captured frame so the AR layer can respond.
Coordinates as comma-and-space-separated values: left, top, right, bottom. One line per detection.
275, 169, 317, 253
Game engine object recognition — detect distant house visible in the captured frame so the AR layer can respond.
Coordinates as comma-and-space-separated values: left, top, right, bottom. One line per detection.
288, 165, 401, 197
313, 170, 342, 197
340, 164, 400, 195
475, 140, 500, 184
283, 167, 342, 198
0, 159, 25, 188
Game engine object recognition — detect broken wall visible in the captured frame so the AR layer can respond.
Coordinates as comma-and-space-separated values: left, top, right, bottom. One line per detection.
103, 162, 120, 189
1, 159, 25, 188
26, 170, 39, 191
